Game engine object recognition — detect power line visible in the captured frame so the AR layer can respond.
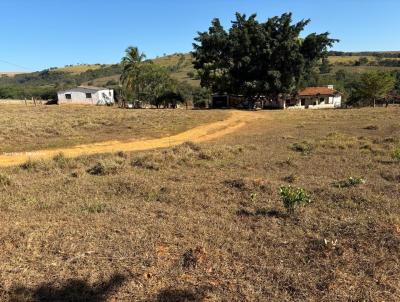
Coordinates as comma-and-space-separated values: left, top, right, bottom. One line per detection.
0, 59, 34, 71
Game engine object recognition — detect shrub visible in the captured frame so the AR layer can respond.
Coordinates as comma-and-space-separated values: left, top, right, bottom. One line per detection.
0, 173, 11, 186
291, 141, 313, 155
87, 159, 123, 176
131, 155, 160, 171
334, 177, 366, 188
20, 159, 52, 172
279, 186, 311, 214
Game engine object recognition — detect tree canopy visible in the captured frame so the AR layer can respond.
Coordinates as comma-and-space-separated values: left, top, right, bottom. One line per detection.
349, 71, 395, 107
120, 46, 190, 108
192, 12, 337, 101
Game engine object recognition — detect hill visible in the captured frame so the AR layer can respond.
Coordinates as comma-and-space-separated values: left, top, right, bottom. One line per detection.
0, 51, 400, 100
55, 64, 112, 74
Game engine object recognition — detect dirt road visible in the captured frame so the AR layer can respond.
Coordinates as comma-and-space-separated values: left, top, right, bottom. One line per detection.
0, 110, 258, 167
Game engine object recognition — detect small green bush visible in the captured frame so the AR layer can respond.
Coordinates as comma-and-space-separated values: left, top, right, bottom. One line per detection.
279, 186, 311, 214
334, 177, 366, 188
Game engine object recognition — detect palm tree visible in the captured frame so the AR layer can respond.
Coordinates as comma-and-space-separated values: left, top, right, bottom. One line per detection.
120, 46, 146, 104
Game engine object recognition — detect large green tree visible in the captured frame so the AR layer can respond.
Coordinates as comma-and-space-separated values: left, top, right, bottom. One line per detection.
193, 13, 337, 104
351, 71, 396, 107
138, 63, 175, 107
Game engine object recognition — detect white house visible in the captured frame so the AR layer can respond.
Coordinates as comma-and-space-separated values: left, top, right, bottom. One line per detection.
57, 86, 114, 105
285, 85, 342, 109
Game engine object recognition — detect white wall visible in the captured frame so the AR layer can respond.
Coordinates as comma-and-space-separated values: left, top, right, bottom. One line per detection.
57, 89, 114, 105
287, 95, 342, 110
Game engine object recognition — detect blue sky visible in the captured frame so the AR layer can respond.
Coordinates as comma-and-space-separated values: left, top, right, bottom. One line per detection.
0, 0, 399, 71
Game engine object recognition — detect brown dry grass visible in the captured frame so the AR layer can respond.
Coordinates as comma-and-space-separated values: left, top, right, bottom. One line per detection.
0, 107, 400, 301
0, 105, 228, 153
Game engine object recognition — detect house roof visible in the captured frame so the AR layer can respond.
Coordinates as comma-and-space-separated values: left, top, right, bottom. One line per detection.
58, 86, 110, 94
298, 87, 341, 97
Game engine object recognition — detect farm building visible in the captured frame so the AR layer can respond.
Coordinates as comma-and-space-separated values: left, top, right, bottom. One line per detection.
212, 85, 342, 110
286, 85, 342, 109
57, 86, 114, 105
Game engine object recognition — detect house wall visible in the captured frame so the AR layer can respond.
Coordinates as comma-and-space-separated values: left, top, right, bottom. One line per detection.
96, 90, 114, 105
287, 95, 342, 110
57, 90, 114, 105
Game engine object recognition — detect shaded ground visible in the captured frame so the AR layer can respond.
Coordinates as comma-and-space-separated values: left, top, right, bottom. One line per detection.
0, 107, 399, 301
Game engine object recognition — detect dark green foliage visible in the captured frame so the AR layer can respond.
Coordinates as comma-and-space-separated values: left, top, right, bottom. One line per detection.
192, 87, 211, 108
154, 92, 184, 108
319, 57, 332, 74
348, 71, 395, 107
193, 12, 337, 102
120, 47, 189, 107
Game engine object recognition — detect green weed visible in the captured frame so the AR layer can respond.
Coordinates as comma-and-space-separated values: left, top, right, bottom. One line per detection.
279, 186, 311, 214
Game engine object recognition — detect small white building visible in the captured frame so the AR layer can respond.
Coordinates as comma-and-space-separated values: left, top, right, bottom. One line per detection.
285, 85, 342, 109
57, 86, 114, 105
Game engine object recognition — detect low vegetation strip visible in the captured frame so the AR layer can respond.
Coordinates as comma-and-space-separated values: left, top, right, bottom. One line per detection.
0, 110, 255, 167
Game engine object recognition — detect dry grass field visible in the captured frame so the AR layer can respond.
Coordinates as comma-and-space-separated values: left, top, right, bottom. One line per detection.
0, 72, 27, 78
0, 107, 400, 301
56, 64, 111, 74
0, 105, 228, 153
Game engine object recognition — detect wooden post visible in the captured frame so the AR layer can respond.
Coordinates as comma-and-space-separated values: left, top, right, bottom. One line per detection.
24, 98, 27, 106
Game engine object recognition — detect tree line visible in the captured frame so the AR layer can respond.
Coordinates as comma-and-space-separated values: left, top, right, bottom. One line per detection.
119, 47, 209, 108
191, 12, 400, 107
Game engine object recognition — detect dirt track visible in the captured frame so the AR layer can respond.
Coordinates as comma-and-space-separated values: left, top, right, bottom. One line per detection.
0, 110, 258, 167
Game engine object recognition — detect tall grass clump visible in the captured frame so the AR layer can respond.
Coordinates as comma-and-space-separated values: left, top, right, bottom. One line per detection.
279, 186, 311, 214
334, 177, 366, 188
0, 173, 11, 186
87, 158, 124, 176
393, 146, 400, 161
291, 141, 313, 155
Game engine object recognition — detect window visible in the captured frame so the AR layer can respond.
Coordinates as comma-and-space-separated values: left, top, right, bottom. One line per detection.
301, 99, 305, 106
65, 94, 72, 100
86, 93, 92, 99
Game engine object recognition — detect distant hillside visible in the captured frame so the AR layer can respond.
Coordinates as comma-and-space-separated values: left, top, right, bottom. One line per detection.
84, 53, 199, 87
55, 64, 112, 74
0, 71, 28, 78
1, 51, 400, 100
